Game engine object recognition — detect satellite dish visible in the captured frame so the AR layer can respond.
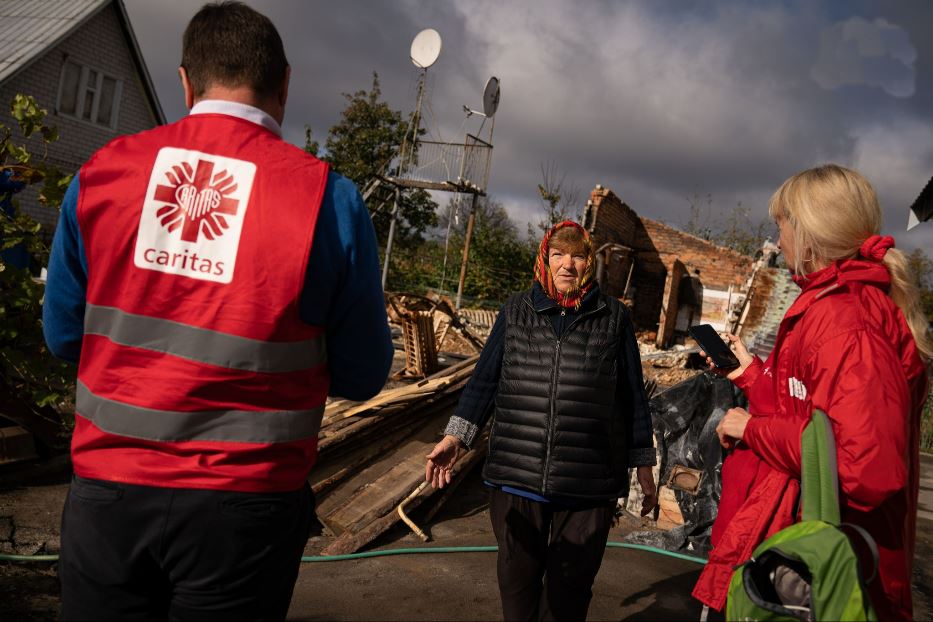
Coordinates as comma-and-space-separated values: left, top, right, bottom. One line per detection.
410, 29, 442, 69
483, 76, 500, 117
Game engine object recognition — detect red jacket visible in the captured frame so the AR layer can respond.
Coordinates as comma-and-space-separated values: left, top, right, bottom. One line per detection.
73, 113, 331, 493
694, 258, 928, 621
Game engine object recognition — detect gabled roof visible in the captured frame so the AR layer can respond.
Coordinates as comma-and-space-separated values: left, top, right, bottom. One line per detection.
0, 0, 165, 124
908, 174, 933, 229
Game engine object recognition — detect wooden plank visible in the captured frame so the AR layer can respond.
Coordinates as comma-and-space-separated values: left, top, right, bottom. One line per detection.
320, 355, 478, 425
314, 406, 456, 520
380, 177, 487, 196
320, 443, 488, 556
317, 380, 469, 458
330, 377, 451, 420
322, 451, 426, 535
310, 353, 482, 551
0, 425, 38, 464
422, 435, 488, 524
311, 415, 431, 497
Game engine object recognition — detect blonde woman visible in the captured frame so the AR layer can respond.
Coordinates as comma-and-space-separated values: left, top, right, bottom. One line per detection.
693, 164, 931, 620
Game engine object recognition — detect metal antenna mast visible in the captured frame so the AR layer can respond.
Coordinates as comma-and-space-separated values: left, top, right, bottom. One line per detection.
381, 30, 441, 289
455, 76, 500, 309
378, 29, 499, 308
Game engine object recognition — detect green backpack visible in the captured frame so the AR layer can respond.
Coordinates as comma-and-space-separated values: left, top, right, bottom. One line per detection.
725, 410, 878, 622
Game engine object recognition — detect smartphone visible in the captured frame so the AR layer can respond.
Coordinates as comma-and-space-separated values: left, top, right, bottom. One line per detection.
688, 324, 740, 370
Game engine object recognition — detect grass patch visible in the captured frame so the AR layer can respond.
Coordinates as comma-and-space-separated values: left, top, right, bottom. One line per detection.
922, 386, 933, 454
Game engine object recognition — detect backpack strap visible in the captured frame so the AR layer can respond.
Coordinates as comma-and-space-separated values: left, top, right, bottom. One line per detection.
801, 411, 881, 586
839, 522, 881, 585
800, 409, 841, 524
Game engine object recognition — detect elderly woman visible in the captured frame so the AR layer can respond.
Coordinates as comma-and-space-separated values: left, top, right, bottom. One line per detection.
426, 220, 658, 621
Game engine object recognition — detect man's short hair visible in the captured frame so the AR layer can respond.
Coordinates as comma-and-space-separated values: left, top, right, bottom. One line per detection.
181, 1, 288, 99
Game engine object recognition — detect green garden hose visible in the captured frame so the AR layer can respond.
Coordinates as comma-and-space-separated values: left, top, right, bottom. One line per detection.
0, 542, 706, 565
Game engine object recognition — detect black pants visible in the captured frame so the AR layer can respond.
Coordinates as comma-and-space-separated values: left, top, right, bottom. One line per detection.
489, 488, 616, 621
59, 475, 313, 621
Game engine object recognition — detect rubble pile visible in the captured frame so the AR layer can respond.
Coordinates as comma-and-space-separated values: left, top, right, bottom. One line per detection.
312, 355, 483, 555
623, 372, 745, 556
306, 295, 493, 555
637, 339, 703, 390
309, 292, 734, 557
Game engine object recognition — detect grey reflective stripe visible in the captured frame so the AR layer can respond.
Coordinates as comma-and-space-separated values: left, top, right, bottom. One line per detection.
84, 304, 326, 373
76, 381, 324, 443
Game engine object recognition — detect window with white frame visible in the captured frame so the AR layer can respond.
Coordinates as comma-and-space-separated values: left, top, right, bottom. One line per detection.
57, 60, 123, 129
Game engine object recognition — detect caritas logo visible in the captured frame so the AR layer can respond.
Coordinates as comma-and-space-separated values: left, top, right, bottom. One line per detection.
133, 148, 256, 284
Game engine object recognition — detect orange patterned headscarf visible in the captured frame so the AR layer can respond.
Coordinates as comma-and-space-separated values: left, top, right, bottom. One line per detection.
534, 221, 596, 309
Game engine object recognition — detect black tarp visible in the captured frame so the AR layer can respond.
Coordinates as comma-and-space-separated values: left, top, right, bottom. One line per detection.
625, 372, 748, 557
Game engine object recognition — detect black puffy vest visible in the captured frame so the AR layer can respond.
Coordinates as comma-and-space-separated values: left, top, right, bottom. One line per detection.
482, 290, 631, 499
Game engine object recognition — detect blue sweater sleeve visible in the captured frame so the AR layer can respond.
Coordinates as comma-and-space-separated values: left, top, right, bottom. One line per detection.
443, 306, 506, 447
43, 175, 87, 363
299, 172, 393, 401
618, 308, 656, 466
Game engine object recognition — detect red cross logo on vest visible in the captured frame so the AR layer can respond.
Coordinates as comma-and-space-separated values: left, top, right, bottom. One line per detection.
153, 159, 239, 243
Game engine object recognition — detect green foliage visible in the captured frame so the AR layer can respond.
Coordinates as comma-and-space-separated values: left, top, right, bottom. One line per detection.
304, 74, 537, 303
713, 201, 773, 257
384, 197, 535, 305
921, 387, 933, 454
303, 125, 320, 157
906, 248, 933, 321
683, 193, 773, 257
1, 94, 75, 444
458, 199, 536, 300
312, 73, 438, 246
683, 192, 714, 241
904, 253, 932, 452
534, 161, 580, 236
417, 198, 535, 301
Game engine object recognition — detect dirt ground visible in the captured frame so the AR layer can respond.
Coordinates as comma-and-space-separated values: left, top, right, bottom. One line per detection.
287, 469, 706, 621
2, 457, 932, 621
0, 461, 706, 621
2, 346, 930, 620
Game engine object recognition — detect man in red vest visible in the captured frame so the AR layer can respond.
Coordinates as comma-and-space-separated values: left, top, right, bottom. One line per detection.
43, 2, 393, 619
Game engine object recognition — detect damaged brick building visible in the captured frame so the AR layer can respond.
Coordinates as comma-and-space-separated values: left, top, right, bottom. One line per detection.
581, 185, 794, 353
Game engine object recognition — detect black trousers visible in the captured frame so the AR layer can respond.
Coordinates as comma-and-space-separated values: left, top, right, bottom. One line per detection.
489, 488, 616, 622
59, 475, 313, 621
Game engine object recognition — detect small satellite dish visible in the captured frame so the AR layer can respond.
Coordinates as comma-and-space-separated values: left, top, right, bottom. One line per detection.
483, 76, 500, 117
410, 29, 442, 69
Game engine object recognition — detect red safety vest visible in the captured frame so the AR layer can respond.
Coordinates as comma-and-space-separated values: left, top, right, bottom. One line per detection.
72, 113, 330, 492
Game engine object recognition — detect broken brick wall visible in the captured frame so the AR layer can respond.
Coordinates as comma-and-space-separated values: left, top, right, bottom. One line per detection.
584, 187, 641, 249
584, 187, 755, 334
584, 187, 668, 330
640, 219, 753, 291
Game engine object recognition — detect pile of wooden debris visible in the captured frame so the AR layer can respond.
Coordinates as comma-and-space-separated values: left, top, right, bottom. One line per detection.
311, 355, 484, 555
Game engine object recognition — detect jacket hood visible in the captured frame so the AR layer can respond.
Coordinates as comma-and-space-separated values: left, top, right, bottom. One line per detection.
786, 258, 891, 320
792, 257, 891, 293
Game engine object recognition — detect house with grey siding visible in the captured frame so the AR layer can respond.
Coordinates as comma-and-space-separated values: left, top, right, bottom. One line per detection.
0, 0, 164, 228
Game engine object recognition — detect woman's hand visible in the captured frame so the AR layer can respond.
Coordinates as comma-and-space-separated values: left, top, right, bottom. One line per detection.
425, 435, 463, 489
636, 466, 658, 517
700, 334, 755, 381
716, 407, 752, 449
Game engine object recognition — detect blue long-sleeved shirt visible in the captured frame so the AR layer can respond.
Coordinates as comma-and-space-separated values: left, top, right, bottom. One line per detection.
44, 166, 393, 401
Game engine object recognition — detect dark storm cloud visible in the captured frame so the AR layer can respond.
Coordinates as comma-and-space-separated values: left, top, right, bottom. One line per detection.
123, 0, 932, 251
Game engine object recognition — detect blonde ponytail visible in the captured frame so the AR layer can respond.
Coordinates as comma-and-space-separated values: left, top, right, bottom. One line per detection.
882, 248, 933, 359
769, 164, 932, 360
